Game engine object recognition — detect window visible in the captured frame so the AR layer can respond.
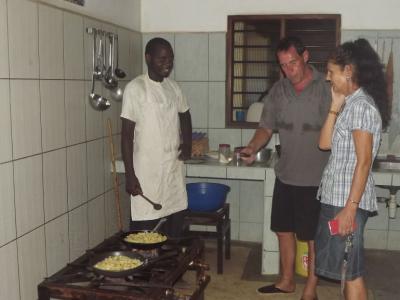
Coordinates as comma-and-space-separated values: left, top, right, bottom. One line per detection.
225, 14, 341, 128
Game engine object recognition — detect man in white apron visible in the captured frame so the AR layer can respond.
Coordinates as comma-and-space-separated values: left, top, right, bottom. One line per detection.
121, 38, 192, 237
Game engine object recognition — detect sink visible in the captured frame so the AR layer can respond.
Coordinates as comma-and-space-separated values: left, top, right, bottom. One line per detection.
372, 157, 400, 171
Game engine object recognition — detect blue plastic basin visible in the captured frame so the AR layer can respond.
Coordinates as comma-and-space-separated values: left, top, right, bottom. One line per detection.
186, 182, 230, 212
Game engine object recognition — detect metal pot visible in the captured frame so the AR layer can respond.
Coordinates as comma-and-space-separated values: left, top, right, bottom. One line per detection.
254, 148, 272, 163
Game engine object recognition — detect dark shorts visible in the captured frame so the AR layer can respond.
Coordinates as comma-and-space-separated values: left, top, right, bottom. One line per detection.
130, 210, 185, 238
270, 178, 320, 240
315, 204, 369, 281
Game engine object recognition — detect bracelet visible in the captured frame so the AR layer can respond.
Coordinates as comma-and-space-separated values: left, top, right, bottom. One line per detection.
329, 110, 339, 116
350, 199, 360, 205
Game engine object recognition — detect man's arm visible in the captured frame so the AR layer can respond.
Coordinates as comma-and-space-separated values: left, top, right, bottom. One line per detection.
121, 117, 142, 195
178, 110, 192, 160
240, 127, 273, 164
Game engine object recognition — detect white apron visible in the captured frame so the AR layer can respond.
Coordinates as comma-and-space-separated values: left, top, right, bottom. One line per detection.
130, 77, 187, 221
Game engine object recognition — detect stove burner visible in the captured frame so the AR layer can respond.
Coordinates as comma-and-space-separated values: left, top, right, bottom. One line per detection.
38, 233, 209, 300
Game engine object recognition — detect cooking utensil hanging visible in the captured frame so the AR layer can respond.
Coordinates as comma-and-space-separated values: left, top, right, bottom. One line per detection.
103, 33, 118, 89
109, 33, 124, 101
92, 29, 102, 79
114, 34, 126, 79
107, 118, 123, 231
88, 29, 110, 111
140, 193, 162, 210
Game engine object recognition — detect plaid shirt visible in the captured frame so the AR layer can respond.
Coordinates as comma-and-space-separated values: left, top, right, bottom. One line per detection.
318, 88, 382, 212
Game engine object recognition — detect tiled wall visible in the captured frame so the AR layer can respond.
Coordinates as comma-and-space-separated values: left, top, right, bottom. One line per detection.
0, 0, 141, 299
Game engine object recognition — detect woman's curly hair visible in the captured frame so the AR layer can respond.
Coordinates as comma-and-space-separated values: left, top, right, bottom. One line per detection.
329, 38, 391, 129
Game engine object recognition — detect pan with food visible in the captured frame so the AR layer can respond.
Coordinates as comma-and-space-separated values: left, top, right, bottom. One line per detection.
89, 250, 178, 278
89, 251, 146, 278
122, 230, 168, 250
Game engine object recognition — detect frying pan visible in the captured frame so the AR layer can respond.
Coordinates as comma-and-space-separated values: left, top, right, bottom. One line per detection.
122, 230, 168, 250
89, 251, 146, 278
89, 250, 178, 278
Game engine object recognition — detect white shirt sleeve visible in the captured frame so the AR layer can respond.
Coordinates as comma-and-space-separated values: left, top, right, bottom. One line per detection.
121, 80, 144, 122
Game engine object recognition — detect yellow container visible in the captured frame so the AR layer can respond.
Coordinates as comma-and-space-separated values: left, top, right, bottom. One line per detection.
295, 239, 309, 277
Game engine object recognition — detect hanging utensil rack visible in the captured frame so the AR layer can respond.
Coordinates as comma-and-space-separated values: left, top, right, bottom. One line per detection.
86, 27, 126, 109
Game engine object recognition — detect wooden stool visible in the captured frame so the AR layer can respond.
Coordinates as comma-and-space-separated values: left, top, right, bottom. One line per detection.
183, 203, 231, 274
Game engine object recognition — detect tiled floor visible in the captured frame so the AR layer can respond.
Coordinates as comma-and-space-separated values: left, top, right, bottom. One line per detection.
203, 240, 400, 300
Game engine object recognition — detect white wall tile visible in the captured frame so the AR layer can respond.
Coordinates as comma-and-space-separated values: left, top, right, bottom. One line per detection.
14, 155, 44, 237
175, 33, 208, 81
0, 0, 9, 78
186, 165, 226, 178
239, 181, 264, 223
263, 196, 278, 251
179, 81, 209, 129
366, 202, 389, 230
87, 139, 105, 199
104, 190, 120, 236
262, 251, 280, 274
102, 84, 123, 138
208, 82, 225, 128
64, 12, 84, 79
209, 33, 226, 81
263, 169, 276, 198
239, 222, 263, 242
65, 80, 86, 145
40, 80, 66, 151
39, 4, 64, 79
117, 28, 132, 81
230, 221, 239, 240
365, 229, 388, 249
10, 80, 42, 159
208, 128, 242, 151
43, 149, 68, 222
88, 195, 106, 248
0, 80, 12, 162
45, 214, 69, 276
8, 0, 39, 78
0, 242, 19, 300
130, 31, 143, 79
387, 230, 400, 250
227, 166, 266, 180
0, 163, 16, 246
67, 143, 88, 209
69, 205, 88, 261
85, 80, 104, 140
17, 227, 46, 300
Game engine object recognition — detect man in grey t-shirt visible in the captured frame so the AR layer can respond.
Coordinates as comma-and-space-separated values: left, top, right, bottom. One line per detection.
241, 37, 330, 300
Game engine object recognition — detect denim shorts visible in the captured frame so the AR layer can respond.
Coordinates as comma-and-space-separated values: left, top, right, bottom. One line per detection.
315, 203, 369, 281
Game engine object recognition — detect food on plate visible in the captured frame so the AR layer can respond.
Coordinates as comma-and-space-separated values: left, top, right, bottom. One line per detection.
94, 255, 143, 271
124, 231, 167, 244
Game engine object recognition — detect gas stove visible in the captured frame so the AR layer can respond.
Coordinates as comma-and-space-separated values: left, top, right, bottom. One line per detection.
38, 233, 209, 300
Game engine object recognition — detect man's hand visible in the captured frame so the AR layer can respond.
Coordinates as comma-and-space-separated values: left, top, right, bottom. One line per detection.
240, 146, 256, 165
125, 174, 142, 196
178, 143, 191, 161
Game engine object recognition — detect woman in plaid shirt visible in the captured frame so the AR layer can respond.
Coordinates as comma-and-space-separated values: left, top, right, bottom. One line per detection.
315, 39, 390, 300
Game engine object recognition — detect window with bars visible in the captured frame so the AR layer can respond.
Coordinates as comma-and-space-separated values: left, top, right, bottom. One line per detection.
225, 14, 341, 128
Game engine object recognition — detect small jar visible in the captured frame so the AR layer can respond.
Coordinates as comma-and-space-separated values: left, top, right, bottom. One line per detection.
218, 144, 231, 163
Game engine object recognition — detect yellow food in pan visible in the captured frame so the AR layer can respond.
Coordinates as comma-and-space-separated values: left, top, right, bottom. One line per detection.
124, 232, 167, 244
94, 255, 143, 271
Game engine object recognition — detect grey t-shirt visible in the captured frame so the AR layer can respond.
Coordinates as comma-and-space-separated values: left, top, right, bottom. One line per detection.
260, 66, 331, 186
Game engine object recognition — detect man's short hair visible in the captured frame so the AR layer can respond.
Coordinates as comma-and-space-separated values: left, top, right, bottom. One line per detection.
276, 36, 306, 56
145, 38, 172, 56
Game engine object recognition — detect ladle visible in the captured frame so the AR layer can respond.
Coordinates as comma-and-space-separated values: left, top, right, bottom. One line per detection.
103, 34, 118, 89
93, 30, 103, 79
89, 31, 110, 111
109, 34, 124, 101
140, 194, 162, 210
152, 218, 167, 232
114, 35, 126, 78
92, 29, 102, 79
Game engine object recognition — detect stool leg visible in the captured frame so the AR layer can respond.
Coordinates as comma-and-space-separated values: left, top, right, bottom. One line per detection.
217, 222, 223, 274
225, 219, 231, 260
